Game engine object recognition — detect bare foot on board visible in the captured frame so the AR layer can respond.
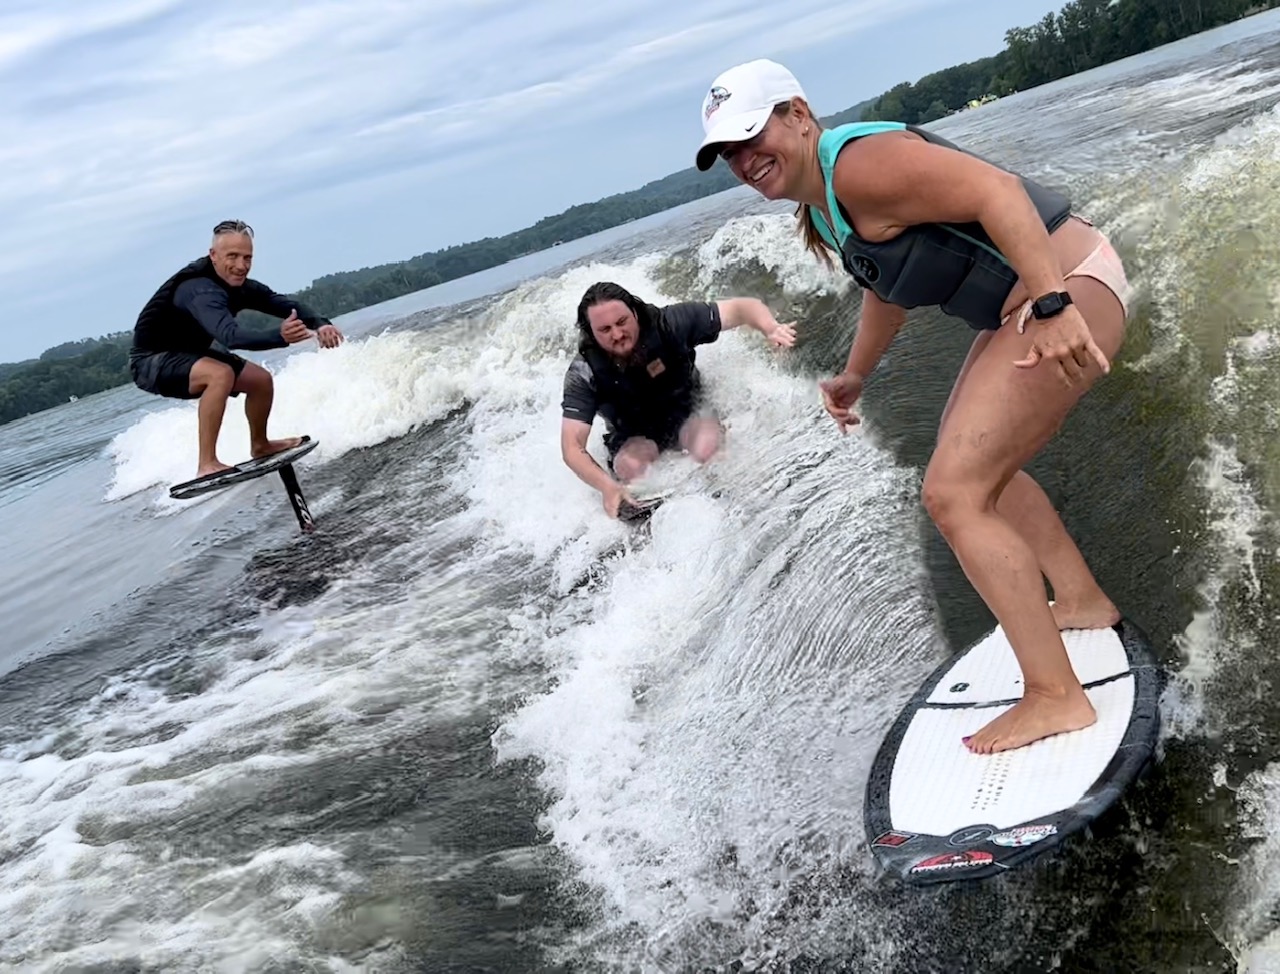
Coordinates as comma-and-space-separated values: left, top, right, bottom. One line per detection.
195, 460, 235, 479
1050, 597, 1122, 631
250, 436, 304, 460
963, 688, 1097, 755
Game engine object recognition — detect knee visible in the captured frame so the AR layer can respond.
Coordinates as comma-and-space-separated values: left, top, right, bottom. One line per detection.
689, 437, 718, 464
612, 453, 648, 482
235, 363, 273, 394
613, 438, 657, 482
920, 464, 990, 538
198, 363, 236, 395
683, 419, 722, 463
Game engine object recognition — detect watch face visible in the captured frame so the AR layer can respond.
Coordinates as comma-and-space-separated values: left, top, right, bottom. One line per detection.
1036, 293, 1065, 317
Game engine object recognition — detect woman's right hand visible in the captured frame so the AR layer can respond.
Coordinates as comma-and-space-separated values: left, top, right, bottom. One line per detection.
819, 371, 865, 434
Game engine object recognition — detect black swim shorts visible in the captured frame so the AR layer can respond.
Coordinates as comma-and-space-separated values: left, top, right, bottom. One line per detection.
130, 348, 248, 400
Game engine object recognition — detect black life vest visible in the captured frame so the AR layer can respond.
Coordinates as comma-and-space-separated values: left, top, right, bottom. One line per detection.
582, 309, 699, 444
827, 124, 1073, 330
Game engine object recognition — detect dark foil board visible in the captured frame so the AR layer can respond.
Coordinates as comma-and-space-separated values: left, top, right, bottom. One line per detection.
169, 436, 318, 499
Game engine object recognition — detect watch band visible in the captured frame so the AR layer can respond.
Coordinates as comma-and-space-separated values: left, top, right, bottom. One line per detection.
1031, 291, 1073, 320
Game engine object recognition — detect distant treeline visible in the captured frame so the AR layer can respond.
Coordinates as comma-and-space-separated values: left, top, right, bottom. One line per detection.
1, 0, 1275, 425
264, 96, 877, 319
286, 164, 739, 316
0, 333, 132, 425
863, 0, 1280, 123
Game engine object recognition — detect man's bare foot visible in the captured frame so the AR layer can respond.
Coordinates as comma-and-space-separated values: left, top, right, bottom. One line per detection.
963, 688, 1097, 754
195, 460, 235, 479
1050, 597, 1121, 631
250, 436, 303, 459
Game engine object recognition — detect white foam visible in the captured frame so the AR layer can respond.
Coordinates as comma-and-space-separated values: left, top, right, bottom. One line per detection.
0, 533, 508, 969
459, 249, 940, 964
1184, 101, 1280, 192
1114, 100, 1280, 748
105, 330, 473, 507
695, 213, 851, 298
1121, 102, 1280, 375
1230, 764, 1280, 970
1163, 439, 1265, 739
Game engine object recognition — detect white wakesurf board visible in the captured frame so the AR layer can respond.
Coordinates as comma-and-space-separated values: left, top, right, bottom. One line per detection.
864, 618, 1162, 885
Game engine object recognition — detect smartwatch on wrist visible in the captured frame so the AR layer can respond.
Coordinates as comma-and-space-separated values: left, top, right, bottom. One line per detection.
1030, 290, 1073, 320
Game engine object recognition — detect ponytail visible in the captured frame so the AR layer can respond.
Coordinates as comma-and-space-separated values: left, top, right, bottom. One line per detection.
772, 101, 837, 267
796, 203, 836, 267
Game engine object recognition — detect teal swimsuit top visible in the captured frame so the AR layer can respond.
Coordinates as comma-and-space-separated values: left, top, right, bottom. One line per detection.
808, 122, 1073, 330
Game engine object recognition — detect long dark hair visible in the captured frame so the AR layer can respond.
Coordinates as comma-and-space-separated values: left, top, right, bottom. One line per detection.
575, 281, 662, 355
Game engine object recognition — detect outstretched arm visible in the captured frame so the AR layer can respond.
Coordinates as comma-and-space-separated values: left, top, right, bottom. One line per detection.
714, 297, 796, 347
239, 280, 327, 328
561, 361, 632, 518
820, 289, 905, 433
240, 280, 345, 348
561, 419, 613, 494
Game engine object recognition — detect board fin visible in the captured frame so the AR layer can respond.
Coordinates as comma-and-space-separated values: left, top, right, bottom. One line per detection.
276, 463, 316, 532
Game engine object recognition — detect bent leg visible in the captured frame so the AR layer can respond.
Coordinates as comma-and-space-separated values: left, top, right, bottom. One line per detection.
940, 334, 1118, 631
233, 362, 302, 459
995, 472, 1119, 629
678, 416, 723, 463
188, 358, 238, 478
612, 437, 660, 482
925, 276, 1126, 754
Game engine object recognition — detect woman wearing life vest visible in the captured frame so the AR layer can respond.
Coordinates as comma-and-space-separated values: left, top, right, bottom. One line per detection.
694, 60, 1131, 755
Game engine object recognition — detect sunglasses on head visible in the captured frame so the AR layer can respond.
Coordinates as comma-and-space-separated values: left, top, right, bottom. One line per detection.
212, 220, 254, 237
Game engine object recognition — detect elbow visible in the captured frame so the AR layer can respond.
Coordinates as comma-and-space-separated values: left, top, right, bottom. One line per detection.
560, 436, 579, 465
862, 292, 907, 331
982, 171, 1031, 222
722, 297, 765, 329
997, 170, 1024, 195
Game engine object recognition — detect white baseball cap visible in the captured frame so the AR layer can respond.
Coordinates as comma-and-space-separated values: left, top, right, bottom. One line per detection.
695, 59, 807, 171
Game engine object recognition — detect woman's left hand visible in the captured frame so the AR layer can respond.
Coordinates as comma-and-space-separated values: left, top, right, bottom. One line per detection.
1014, 304, 1109, 384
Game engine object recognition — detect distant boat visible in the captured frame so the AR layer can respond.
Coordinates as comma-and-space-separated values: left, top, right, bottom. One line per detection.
961, 93, 999, 112
68, 395, 79, 402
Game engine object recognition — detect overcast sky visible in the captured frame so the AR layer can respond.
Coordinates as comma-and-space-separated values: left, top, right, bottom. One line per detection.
0, 0, 1065, 361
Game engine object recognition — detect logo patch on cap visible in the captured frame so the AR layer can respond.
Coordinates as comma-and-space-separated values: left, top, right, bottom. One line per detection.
704, 86, 731, 119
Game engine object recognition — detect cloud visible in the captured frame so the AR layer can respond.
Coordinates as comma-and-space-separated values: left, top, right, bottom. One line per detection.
0, 0, 952, 356
0, 0, 184, 70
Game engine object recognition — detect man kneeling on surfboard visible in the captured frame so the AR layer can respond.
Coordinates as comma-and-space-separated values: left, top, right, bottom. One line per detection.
560, 281, 795, 518
129, 220, 344, 480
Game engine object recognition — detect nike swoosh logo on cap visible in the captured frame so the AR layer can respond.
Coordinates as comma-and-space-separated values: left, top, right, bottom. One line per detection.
744, 122, 757, 132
